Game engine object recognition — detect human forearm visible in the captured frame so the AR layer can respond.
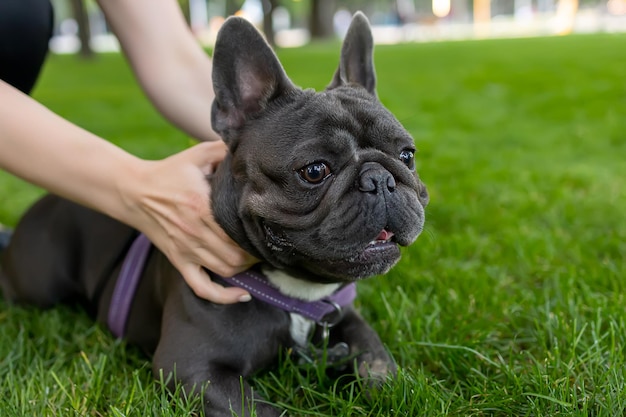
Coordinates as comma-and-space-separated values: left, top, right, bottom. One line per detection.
0, 80, 139, 221
97, 0, 220, 142
0, 80, 255, 302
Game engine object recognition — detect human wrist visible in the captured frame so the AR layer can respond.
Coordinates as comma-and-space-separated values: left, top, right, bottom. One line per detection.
109, 154, 153, 230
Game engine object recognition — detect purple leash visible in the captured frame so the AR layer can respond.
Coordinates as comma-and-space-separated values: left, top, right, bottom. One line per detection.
108, 234, 357, 338
108, 233, 152, 338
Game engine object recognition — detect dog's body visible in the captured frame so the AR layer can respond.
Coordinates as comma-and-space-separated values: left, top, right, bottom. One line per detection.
0, 13, 428, 416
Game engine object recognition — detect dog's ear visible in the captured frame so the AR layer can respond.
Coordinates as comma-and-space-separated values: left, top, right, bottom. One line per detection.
211, 17, 295, 142
327, 11, 376, 95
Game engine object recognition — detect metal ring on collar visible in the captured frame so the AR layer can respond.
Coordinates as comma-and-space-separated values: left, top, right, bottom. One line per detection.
319, 299, 344, 328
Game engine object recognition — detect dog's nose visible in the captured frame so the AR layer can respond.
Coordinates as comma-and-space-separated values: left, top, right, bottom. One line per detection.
358, 162, 396, 194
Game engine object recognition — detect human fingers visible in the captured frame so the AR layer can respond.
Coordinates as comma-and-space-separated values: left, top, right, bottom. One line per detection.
177, 262, 252, 304
190, 238, 258, 278
179, 141, 228, 175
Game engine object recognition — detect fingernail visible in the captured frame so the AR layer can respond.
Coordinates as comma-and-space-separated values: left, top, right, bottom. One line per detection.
239, 294, 252, 302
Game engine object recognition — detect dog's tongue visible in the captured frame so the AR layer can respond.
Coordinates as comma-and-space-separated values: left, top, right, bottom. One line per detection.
376, 229, 394, 241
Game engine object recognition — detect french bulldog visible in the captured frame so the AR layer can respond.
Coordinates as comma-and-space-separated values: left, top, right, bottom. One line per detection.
0, 12, 428, 416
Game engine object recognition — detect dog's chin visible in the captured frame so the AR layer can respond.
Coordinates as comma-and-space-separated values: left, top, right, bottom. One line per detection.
256, 220, 404, 282
308, 241, 402, 282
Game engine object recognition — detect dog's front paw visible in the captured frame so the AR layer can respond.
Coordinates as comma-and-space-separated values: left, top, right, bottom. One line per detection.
356, 353, 397, 387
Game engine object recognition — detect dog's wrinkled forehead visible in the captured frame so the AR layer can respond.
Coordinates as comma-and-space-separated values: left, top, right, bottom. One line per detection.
262, 87, 414, 163
230, 86, 413, 178
313, 87, 413, 148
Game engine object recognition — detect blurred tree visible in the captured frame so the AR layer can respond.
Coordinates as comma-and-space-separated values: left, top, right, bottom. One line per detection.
270, 0, 308, 28
262, 0, 280, 45
226, 0, 246, 15
310, 0, 337, 38
69, 0, 93, 58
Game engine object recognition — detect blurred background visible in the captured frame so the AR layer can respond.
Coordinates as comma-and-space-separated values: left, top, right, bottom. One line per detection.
52, 0, 626, 55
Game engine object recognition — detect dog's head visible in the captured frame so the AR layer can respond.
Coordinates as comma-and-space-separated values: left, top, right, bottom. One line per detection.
210, 12, 428, 283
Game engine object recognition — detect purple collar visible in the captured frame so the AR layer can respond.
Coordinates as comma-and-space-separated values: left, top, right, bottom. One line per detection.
108, 234, 357, 338
211, 270, 357, 324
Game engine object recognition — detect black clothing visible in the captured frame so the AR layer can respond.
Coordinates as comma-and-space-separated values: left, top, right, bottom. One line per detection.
0, 0, 54, 94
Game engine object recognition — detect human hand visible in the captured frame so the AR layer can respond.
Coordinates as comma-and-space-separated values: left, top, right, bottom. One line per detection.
120, 141, 257, 303
0, 81, 254, 303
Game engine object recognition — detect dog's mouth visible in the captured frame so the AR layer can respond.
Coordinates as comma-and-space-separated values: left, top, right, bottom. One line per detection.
357, 227, 398, 265
261, 221, 400, 279
367, 229, 395, 247
262, 222, 396, 253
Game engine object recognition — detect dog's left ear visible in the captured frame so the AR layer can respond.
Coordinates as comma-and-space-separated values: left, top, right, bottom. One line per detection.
327, 11, 376, 95
211, 17, 295, 143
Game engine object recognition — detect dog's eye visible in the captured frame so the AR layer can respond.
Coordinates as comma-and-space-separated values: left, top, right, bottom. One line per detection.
399, 149, 415, 170
299, 162, 331, 184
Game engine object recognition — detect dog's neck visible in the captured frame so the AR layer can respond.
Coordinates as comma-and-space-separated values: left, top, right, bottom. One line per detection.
260, 266, 343, 347
261, 266, 340, 301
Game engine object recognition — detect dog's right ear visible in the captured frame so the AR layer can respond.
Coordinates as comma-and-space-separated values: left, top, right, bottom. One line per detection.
211, 17, 295, 143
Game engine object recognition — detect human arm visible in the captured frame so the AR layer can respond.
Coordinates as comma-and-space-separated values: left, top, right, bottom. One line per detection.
96, 0, 220, 142
0, 80, 254, 303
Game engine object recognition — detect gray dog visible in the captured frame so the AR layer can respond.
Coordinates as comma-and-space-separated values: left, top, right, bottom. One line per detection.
1, 12, 428, 416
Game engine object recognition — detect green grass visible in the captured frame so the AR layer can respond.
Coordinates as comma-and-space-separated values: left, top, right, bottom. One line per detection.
1, 33, 626, 416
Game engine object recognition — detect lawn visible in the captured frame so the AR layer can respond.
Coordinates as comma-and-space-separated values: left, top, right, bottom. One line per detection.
1, 32, 625, 416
